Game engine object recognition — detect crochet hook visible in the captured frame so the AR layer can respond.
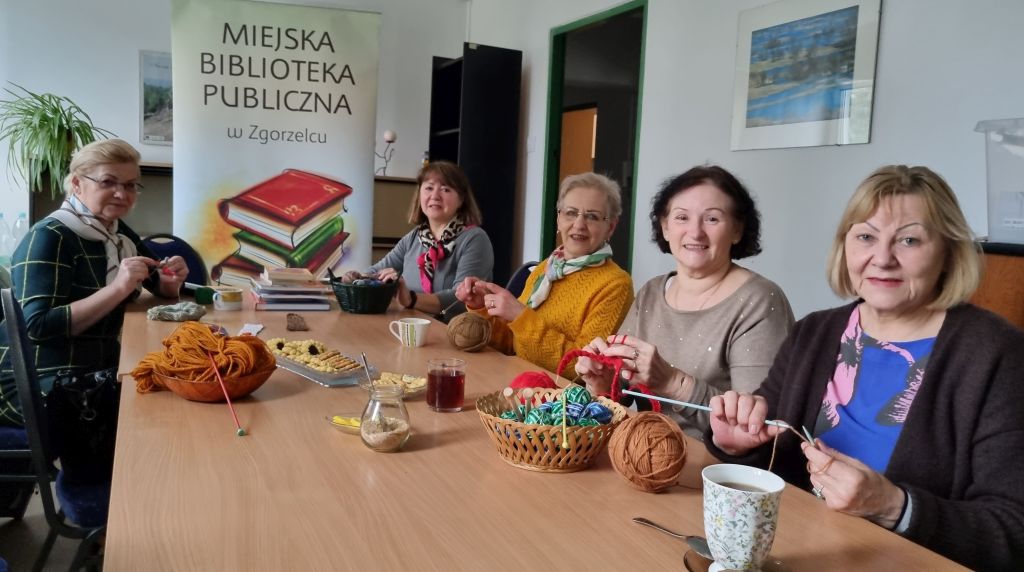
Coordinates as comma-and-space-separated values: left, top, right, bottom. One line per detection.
208, 352, 246, 436
620, 389, 793, 429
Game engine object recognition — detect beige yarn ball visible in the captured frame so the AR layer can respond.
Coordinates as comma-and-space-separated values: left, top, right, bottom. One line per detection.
446, 312, 492, 352
608, 412, 687, 493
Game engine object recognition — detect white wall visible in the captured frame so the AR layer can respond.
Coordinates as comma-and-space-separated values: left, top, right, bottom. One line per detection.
470, 0, 1024, 317
5, 0, 1023, 317
0, 0, 468, 223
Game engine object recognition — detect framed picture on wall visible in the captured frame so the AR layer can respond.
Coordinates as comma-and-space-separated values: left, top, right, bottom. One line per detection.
140, 50, 173, 145
730, 0, 881, 151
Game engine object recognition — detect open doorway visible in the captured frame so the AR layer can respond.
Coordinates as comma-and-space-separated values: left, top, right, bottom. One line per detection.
542, 1, 646, 271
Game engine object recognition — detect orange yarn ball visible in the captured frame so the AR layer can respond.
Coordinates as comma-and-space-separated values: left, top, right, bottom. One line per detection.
608, 412, 687, 493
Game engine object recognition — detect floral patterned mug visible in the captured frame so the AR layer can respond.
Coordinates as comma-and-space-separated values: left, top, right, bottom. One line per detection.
702, 464, 785, 571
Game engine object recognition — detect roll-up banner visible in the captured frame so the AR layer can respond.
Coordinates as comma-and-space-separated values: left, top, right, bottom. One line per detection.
172, 0, 379, 286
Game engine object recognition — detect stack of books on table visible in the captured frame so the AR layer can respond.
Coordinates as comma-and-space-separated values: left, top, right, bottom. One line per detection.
211, 169, 353, 288
249, 268, 333, 311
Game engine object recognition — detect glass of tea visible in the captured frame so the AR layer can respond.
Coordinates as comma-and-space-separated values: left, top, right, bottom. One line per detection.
426, 358, 466, 412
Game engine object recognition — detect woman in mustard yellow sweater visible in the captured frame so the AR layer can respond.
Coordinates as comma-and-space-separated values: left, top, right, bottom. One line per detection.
456, 173, 633, 372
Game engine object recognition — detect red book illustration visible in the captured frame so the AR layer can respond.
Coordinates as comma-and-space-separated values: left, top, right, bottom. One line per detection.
218, 169, 353, 249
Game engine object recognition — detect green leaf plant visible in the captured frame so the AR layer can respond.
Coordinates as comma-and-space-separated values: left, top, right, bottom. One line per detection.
0, 83, 114, 198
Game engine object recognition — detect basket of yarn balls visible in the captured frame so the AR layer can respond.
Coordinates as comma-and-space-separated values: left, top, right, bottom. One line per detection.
607, 411, 688, 493
446, 312, 492, 352
329, 272, 398, 314
476, 381, 628, 473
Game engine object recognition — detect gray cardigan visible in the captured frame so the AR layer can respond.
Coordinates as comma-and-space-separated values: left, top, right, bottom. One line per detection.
368, 226, 494, 310
705, 302, 1024, 571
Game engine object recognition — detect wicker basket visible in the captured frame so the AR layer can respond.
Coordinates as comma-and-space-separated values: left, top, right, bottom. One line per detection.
153, 367, 275, 402
476, 387, 628, 473
330, 280, 399, 314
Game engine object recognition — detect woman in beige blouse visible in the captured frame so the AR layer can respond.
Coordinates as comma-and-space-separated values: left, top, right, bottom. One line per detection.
575, 165, 794, 435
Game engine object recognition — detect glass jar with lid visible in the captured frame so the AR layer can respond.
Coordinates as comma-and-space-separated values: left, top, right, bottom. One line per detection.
360, 384, 410, 452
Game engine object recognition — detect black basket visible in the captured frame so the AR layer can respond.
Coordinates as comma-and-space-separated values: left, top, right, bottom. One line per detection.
330, 279, 398, 314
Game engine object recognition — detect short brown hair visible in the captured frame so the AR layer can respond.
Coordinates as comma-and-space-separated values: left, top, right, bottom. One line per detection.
826, 165, 982, 309
556, 172, 622, 220
649, 165, 762, 259
62, 138, 140, 196
407, 161, 483, 226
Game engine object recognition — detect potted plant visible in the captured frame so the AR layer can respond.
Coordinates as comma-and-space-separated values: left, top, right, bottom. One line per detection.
0, 83, 113, 199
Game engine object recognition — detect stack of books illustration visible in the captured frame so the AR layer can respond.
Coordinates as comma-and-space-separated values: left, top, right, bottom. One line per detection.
249, 268, 333, 311
212, 169, 352, 288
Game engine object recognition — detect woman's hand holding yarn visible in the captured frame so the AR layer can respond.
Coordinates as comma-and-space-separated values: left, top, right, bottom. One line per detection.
376, 267, 400, 284
802, 440, 906, 529
708, 390, 778, 456
602, 335, 680, 392
156, 255, 188, 295
575, 337, 615, 396
479, 281, 524, 322
455, 276, 487, 310
113, 256, 156, 295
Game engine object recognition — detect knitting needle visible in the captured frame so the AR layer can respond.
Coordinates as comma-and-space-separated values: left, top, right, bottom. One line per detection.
620, 389, 793, 429
521, 387, 534, 421
560, 390, 570, 449
207, 352, 246, 436
502, 387, 520, 420
801, 425, 816, 444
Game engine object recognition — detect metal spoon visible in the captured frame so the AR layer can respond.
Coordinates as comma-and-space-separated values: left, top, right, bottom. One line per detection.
632, 517, 713, 560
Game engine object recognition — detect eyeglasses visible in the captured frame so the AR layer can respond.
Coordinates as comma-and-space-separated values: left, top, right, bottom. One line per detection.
81, 174, 144, 194
557, 208, 608, 225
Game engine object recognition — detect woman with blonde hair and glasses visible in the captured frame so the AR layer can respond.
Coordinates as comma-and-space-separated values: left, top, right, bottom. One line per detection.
0, 139, 188, 522
708, 165, 1024, 570
456, 172, 633, 372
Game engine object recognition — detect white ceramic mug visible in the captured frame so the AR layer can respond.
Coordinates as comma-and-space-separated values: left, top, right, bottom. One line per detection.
702, 464, 785, 571
389, 317, 430, 347
212, 287, 243, 311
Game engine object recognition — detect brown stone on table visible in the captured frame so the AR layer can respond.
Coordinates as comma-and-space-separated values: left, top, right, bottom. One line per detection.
286, 313, 309, 331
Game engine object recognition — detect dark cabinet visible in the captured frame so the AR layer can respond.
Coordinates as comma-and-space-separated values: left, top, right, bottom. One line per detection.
429, 43, 522, 285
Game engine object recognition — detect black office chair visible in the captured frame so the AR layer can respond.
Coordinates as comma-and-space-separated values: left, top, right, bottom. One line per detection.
141, 233, 209, 286
506, 261, 539, 298
1, 289, 106, 571
0, 293, 35, 521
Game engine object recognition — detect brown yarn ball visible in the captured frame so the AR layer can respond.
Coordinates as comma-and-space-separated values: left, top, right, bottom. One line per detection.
446, 312, 492, 352
608, 411, 687, 493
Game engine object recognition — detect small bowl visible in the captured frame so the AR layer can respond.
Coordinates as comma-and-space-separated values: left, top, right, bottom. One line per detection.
153, 367, 275, 402
325, 414, 362, 435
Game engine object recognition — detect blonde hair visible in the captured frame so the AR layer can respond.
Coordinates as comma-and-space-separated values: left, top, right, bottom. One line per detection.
62, 139, 141, 196
556, 172, 623, 220
826, 165, 982, 309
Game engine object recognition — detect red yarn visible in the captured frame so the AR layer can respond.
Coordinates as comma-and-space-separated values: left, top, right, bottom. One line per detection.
509, 371, 558, 390
554, 350, 661, 413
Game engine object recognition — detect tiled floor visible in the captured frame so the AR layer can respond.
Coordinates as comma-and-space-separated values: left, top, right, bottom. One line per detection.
0, 487, 78, 570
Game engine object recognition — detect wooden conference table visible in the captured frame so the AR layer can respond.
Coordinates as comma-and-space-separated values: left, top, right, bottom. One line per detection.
105, 303, 963, 571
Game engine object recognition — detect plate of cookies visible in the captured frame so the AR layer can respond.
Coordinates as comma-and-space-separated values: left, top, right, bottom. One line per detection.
359, 371, 428, 399
266, 338, 377, 388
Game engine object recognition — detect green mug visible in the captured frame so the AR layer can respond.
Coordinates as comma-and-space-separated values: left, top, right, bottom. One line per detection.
194, 286, 215, 305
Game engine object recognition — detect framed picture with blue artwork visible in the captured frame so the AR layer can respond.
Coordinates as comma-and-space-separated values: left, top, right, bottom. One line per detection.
730, 0, 881, 150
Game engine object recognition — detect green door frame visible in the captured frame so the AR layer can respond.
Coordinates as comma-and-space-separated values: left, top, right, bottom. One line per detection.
540, 0, 648, 270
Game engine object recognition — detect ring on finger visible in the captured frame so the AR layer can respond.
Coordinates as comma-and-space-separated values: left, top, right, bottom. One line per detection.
811, 486, 825, 500
632, 348, 639, 361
